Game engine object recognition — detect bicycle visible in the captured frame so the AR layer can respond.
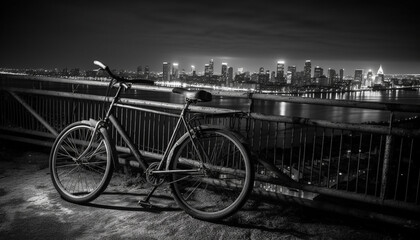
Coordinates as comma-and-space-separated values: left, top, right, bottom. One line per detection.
49, 60, 255, 221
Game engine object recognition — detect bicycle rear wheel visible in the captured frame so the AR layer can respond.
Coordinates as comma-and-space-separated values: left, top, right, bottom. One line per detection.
169, 128, 254, 221
49, 121, 113, 203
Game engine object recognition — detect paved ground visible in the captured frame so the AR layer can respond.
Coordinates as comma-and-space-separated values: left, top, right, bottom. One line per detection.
0, 141, 418, 240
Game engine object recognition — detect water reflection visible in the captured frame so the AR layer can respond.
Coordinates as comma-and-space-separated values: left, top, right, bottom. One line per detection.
250, 90, 419, 123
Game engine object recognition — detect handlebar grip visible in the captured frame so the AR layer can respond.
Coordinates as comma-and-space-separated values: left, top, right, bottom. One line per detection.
93, 60, 107, 70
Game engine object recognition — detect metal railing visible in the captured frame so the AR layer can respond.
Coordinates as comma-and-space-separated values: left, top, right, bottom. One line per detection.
1, 74, 420, 226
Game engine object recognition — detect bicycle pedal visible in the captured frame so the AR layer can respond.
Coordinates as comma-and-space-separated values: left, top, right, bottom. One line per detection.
138, 200, 154, 208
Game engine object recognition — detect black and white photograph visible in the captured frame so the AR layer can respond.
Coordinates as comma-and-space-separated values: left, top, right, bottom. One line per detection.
1, 1, 419, 239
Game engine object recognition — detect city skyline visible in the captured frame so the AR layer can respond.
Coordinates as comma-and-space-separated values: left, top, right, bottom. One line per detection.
0, 57, 395, 78
1, 1, 419, 74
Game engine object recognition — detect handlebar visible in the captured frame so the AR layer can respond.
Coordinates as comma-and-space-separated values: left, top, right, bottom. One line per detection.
93, 60, 155, 86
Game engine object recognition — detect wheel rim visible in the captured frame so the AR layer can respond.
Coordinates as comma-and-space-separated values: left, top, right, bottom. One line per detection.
52, 125, 111, 200
171, 130, 251, 218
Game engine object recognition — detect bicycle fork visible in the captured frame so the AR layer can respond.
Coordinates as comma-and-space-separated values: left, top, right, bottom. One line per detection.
75, 119, 104, 162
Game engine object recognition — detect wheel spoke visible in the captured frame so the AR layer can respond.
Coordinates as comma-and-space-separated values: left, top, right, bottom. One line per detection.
170, 129, 252, 220
50, 123, 112, 203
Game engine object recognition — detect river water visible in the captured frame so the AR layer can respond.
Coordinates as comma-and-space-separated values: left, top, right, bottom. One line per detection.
131, 88, 420, 123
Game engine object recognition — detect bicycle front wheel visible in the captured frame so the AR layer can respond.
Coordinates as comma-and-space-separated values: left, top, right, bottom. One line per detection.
169, 128, 254, 221
49, 121, 114, 203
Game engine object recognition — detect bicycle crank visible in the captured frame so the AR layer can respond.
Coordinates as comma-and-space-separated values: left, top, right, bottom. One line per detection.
145, 162, 165, 186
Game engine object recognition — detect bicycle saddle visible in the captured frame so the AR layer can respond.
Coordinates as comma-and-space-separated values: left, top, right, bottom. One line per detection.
172, 87, 212, 102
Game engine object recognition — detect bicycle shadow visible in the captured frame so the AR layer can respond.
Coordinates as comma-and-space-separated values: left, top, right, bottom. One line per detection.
81, 190, 182, 213
208, 202, 316, 238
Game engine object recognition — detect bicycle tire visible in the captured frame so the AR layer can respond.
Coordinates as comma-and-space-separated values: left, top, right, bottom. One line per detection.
169, 127, 254, 221
49, 121, 114, 203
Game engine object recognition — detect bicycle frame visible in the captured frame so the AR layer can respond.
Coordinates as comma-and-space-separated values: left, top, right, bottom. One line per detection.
95, 84, 204, 175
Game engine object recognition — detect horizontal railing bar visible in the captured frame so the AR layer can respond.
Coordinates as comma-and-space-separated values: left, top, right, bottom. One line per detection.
2, 75, 420, 112
3, 87, 239, 115
0, 74, 173, 93
4, 87, 418, 137
250, 112, 420, 137
114, 103, 180, 118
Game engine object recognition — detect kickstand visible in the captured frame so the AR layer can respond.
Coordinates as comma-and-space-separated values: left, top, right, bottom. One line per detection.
138, 185, 158, 208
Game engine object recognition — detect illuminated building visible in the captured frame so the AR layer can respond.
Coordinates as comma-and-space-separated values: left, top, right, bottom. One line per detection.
271, 71, 276, 82
354, 69, 363, 88
314, 66, 323, 78
286, 71, 292, 84
204, 64, 210, 78
287, 65, 296, 85
209, 59, 214, 76
276, 60, 285, 83
228, 67, 233, 81
191, 65, 196, 76
328, 68, 336, 86
172, 63, 179, 80
375, 65, 385, 85
304, 60, 311, 84
163, 62, 171, 81
339, 68, 344, 81
144, 65, 150, 79
221, 62, 228, 83
258, 67, 268, 84
366, 69, 373, 87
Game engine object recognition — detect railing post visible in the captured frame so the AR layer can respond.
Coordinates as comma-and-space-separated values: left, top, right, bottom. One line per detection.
380, 112, 394, 200
247, 92, 254, 114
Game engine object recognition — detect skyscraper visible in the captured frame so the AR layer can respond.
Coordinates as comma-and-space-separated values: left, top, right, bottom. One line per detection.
191, 65, 196, 76
328, 68, 336, 86
144, 65, 150, 79
339, 68, 344, 81
354, 69, 363, 88
204, 64, 210, 78
376, 65, 384, 85
172, 63, 179, 80
286, 71, 292, 84
271, 71, 276, 82
276, 61, 285, 82
209, 59, 214, 77
163, 62, 171, 81
227, 67, 233, 82
287, 65, 296, 84
304, 60, 311, 84
366, 69, 373, 87
314, 66, 323, 78
221, 62, 228, 82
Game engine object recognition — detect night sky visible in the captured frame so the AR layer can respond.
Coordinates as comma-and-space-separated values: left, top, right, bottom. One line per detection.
1, 0, 419, 74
